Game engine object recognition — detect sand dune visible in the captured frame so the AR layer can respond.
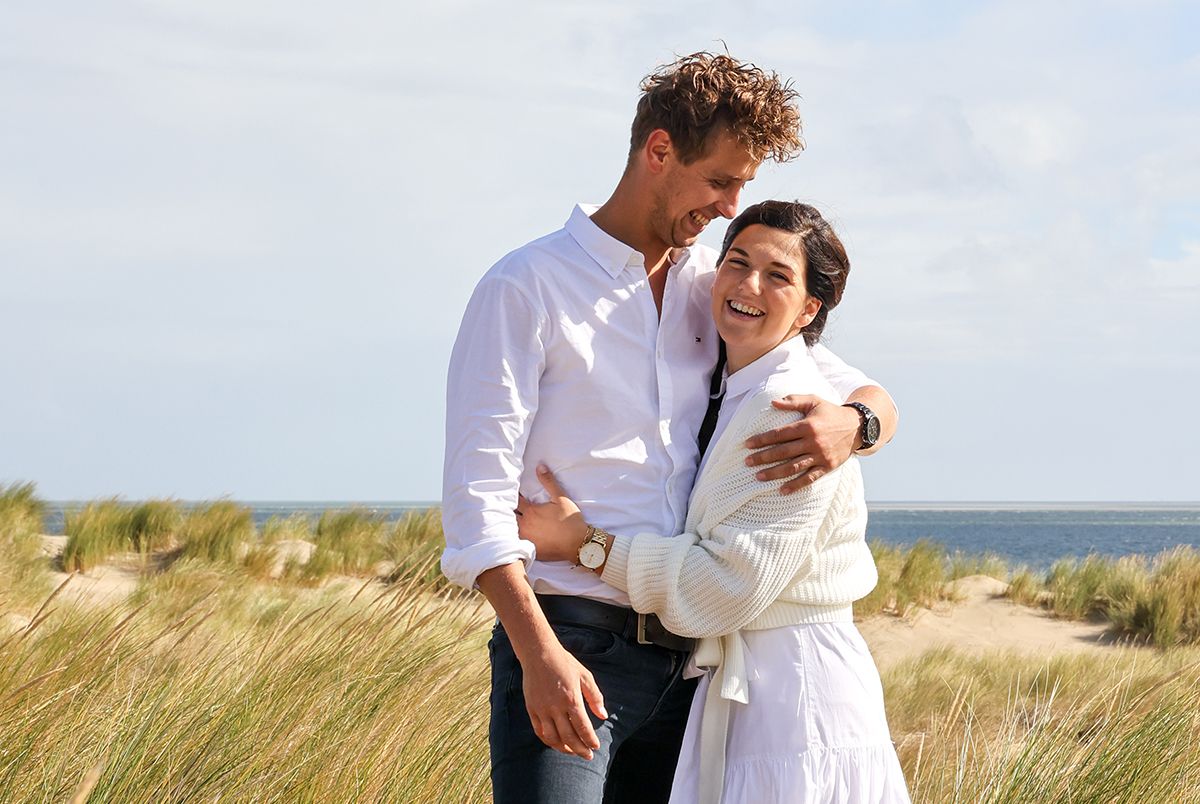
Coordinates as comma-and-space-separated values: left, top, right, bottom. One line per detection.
859, 575, 1117, 667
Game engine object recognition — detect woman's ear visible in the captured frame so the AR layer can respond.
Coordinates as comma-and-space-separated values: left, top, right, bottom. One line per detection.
793, 296, 822, 332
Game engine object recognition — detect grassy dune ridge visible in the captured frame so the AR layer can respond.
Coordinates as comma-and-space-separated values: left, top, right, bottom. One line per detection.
4, 483, 1200, 801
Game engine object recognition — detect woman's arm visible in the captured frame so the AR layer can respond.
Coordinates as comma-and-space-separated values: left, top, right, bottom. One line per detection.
518, 405, 856, 639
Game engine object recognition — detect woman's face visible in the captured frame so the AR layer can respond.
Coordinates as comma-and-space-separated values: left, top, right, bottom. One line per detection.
711, 224, 821, 370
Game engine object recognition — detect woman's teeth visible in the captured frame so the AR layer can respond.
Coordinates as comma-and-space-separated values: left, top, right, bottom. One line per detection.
728, 300, 764, 316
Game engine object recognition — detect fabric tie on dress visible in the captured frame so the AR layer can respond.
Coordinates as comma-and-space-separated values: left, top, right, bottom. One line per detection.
694, 631, 751, 804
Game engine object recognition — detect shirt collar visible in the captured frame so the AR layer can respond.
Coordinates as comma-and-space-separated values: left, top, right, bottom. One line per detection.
724, 336, 812, 400
565, 204, 642, 278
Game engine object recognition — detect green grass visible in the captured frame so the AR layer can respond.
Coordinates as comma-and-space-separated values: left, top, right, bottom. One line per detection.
0, 564, 492, 802
0, 482, 50, 608
10, 492, 1200, 799
62, 499, 136, 572
178, 501, 254, 563
8, 518, 1200, 802
883, 647, 1200, 801
380, 508, 449, 588
855, 539, 955, 618
305, 508, 390, 578
1005, 548, 1200, 648
128, 499, 182, 552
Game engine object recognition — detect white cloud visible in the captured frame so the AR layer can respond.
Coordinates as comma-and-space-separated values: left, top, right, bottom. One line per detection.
1, 0, 1197, 500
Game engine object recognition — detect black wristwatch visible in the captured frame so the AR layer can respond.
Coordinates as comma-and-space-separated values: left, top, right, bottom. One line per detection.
844, 402, 881, 451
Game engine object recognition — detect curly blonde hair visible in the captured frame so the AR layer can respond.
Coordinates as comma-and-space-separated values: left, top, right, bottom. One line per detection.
630, 52, 804, 165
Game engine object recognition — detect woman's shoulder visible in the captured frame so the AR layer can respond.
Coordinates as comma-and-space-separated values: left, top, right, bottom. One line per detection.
759, 352, 840, 405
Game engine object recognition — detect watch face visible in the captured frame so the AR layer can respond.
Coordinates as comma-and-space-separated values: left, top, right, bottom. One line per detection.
864, 416, 882, 445
579, 542, 607, 569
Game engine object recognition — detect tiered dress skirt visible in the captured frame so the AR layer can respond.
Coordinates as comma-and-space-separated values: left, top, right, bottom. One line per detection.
669, 622, 911, 803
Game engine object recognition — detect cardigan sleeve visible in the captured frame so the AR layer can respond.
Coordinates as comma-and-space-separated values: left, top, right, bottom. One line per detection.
600, 404, 849, 639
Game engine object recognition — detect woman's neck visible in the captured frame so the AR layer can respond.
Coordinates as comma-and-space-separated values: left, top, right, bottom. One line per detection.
725, 335, 802, 376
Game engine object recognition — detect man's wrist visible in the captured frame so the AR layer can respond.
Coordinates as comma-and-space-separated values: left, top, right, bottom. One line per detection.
843, 401, 880, 452
845, 405, 864, 449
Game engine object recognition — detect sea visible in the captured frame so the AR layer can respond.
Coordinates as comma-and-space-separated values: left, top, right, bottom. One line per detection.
41, 501, 1200, 571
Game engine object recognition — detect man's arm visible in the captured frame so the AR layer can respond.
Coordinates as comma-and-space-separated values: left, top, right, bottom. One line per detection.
476, 564, 606, 760
742, 344, 898, 493
440, 272, 606, 758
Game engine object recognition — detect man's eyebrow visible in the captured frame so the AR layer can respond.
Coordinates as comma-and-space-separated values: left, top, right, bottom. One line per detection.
710, 172, 755, 183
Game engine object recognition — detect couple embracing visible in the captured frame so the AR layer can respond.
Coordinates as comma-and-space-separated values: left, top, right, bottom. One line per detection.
442, 52, 910, 804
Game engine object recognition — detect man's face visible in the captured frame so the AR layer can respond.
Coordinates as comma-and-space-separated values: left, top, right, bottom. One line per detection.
650, 129, 760, 249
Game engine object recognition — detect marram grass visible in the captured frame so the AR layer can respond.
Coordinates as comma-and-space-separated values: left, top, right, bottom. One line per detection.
884, 647, 1200, 802
6, 486, 1200, 800
1, 566, 493, 803
1008, 547, 1200, 648
0, 482, 50, 608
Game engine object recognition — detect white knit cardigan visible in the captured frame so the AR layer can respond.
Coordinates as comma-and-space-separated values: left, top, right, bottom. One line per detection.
600, 375, 879, 804
601, 380, 878, 638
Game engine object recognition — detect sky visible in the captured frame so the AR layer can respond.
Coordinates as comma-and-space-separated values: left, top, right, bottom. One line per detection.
2, 1, 1198, 503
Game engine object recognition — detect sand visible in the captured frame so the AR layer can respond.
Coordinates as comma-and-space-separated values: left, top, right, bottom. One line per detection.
858, 575, 1117, 668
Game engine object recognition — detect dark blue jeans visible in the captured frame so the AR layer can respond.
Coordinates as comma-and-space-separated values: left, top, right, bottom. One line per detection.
488, 619, 697, 804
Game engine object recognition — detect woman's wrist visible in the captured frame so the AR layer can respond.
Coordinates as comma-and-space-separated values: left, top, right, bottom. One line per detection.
577, 524, 615, 573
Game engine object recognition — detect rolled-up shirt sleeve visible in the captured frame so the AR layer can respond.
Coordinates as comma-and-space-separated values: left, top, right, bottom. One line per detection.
809, 343, 896, 412
440, 273, 545, 589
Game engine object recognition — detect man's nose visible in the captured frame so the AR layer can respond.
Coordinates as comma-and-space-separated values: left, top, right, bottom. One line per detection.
715, 186, 741, 219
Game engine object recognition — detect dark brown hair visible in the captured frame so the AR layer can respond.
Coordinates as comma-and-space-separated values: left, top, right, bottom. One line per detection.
630, 52, 803, 165
718, 201, 850, 346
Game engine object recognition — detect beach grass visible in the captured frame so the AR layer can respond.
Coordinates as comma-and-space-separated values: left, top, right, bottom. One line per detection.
1, 565, 492, 802
1006, 547, 1200, 648
855, 539, 952, 618
128, 499, 183, 552
6, 538, 1200, 801
62, 498, 137, 572
178, 501, 254, 563
8, 491, 1200, 800
884, 647, 1200, 801
306, 508, 391, 578
380, 507, 449, 588
0, 481, 50, 608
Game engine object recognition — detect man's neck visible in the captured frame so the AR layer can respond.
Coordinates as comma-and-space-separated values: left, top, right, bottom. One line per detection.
590, 181, 672, 276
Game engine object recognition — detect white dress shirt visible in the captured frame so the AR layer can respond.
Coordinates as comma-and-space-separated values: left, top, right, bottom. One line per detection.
441, 204, 880, 606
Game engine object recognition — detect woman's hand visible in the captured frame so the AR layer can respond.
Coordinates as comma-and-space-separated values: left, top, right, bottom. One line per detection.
515, 465, 589, 562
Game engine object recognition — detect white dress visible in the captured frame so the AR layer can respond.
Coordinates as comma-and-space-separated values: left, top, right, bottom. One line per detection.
665, 339, 909, 803
669, 623, 909, 803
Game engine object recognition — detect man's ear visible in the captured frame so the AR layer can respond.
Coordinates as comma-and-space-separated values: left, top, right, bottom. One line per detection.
643, 129, 673, 175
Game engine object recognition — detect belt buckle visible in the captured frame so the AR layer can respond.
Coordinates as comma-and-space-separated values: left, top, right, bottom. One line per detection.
636, 613, 652, 645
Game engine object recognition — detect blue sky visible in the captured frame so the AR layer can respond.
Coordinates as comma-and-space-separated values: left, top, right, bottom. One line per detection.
2, 1, 1197, 502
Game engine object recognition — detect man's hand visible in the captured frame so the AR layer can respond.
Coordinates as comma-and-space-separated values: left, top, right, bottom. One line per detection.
742, 395, 861, 494
475, 563, 607, 760
515, 466, 588, 562
521, 641, 608, 759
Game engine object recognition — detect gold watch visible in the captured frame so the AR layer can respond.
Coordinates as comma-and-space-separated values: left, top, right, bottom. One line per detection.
577, 525, 611, 570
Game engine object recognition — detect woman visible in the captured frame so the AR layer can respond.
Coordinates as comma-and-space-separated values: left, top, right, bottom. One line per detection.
516, 200, 909, 803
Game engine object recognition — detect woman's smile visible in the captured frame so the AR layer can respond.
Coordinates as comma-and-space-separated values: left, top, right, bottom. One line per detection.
712, 223, 822, 373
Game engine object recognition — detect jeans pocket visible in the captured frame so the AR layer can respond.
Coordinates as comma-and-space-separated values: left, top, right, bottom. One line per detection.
550, 623, 621, 661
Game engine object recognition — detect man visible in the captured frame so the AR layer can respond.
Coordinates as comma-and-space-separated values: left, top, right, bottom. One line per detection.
442, 53, 897, 802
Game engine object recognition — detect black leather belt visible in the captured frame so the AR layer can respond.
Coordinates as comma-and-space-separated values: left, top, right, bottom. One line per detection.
536, 593, 694, 653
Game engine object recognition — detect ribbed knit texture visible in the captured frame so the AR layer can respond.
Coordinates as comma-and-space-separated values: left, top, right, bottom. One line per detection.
602, 389, 878, 639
